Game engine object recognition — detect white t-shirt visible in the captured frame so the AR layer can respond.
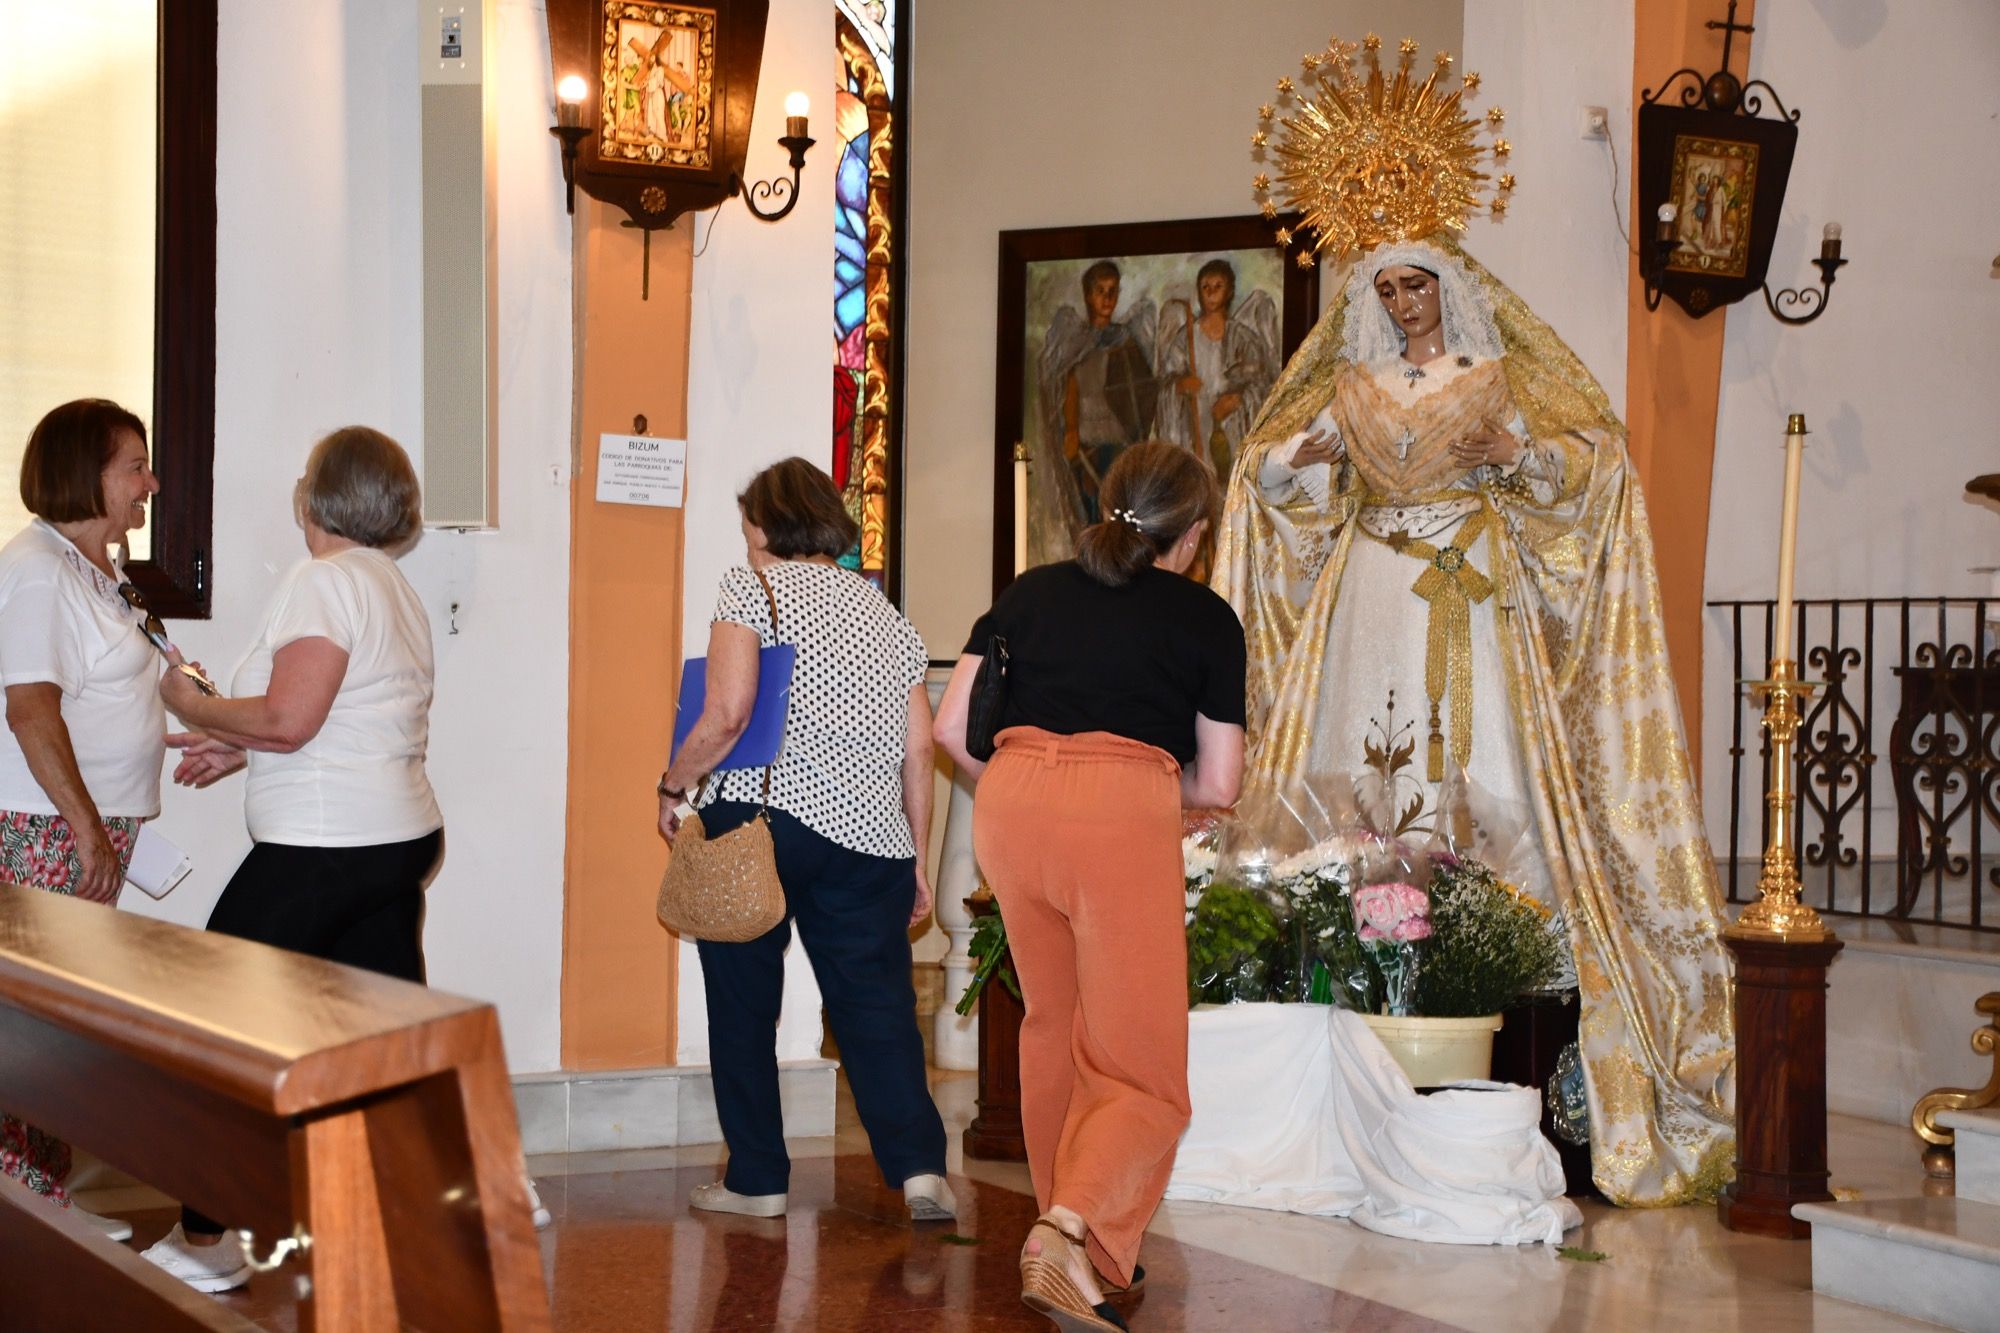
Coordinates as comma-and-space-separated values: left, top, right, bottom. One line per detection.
0, 521, 164, 818
232, 547, 441, 847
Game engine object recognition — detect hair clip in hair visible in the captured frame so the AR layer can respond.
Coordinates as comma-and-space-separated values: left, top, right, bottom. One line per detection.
1111, 507, 1146, 531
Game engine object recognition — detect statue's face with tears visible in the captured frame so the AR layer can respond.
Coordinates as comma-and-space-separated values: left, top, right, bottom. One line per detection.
1373, 264, 1442, 343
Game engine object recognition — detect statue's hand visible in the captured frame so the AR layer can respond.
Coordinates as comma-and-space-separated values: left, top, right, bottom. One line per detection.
1290, 429, 1340, 469
1450, 420, 1521, 469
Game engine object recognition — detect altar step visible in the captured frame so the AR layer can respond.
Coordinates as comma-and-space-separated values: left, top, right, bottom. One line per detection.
1948, 1109, 2000, 1206
1824, 917, 2000, 1126
1796, 1197, 2000, 1331
1797, 1110, 2000, 1330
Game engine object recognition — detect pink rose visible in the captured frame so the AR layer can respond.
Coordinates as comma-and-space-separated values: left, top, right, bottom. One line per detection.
1352, 884, 1404, 936
1359, 923, 1386, 943
1391, 915, 1432, 942
1393, 882, 1431, 920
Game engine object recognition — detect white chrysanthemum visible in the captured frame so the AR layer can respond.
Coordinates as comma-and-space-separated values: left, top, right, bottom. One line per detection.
1182, 840, 1218, 882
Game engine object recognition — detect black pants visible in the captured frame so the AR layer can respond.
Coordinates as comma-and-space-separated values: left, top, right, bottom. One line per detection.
183, 831, 442, 1234
696, 802, 946, 1197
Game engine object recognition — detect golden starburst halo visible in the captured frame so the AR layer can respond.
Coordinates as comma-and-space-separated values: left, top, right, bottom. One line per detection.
1251, 34, 1516, 261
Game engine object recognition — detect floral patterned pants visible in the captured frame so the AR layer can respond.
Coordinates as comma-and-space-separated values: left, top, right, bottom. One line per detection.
0, 811, 140, 1203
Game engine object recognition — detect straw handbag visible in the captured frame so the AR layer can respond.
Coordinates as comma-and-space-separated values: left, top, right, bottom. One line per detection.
656, 571, 788, 943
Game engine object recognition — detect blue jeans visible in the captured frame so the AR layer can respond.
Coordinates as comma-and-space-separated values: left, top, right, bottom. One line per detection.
696, 802, 945, 1196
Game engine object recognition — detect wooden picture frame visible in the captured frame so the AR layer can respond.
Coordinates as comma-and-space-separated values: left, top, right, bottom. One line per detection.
599, 4, 717, 169
1637, 100, 1797, 319
1666, 133, 1760, 279
547, 0, 769, 228
991, 214, 1319, 597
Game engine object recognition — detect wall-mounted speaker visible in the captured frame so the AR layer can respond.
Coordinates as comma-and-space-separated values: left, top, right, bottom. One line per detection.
419, 2, 498, 528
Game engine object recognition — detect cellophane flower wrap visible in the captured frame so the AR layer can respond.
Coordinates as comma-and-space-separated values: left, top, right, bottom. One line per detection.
1268, 834, 1371, 1007
1424, 764, 1576, 994
1352, 837, 1433, 1016
1182, 810, 1221, 926
1188, 790, 1316, 1005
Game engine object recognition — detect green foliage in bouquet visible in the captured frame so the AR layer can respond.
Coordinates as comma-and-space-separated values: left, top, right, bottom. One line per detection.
954, 909, 1020, 1017
1187, 884, 1283, 1006
1412, 857, 1562, 1017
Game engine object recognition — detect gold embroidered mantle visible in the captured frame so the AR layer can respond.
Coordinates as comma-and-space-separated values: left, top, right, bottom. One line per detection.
1213, 237, 1736, 1207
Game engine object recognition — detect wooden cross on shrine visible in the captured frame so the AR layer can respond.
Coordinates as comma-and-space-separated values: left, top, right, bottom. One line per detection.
1706, 0, 1755, 74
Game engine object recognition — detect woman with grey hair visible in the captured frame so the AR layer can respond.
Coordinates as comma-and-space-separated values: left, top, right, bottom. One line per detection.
143, 426, 446, 1290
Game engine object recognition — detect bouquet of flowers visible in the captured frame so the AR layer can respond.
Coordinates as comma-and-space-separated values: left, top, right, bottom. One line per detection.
1265, 835, 1369, 1006
1176, 756, 1570, 1020
1410, 853, 1562, 1017
1350, 838, 1433, 1016
1186, 883, 1283, 1005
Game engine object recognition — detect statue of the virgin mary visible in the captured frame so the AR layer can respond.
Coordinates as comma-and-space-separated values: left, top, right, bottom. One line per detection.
1217, 37, 1735, 1207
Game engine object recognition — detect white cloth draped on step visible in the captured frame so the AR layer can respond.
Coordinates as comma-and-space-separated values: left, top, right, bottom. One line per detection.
1165, 1003, 1582, 1246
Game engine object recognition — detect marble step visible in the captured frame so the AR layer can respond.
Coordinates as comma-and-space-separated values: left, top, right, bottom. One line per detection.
1795, 1196, 2000, 1331
1943, 1109, 2000, 1207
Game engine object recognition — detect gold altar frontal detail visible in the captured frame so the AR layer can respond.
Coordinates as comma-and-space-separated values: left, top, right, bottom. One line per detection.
1726, 656, 1832, 943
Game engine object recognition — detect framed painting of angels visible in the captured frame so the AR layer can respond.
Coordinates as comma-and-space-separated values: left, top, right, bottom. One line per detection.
991, 214, 1319, 595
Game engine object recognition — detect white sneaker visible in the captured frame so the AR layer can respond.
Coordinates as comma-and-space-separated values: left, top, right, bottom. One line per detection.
524, 1176, 551, 1230
689, 1180, 786, 1218
70, 1205, 134, 1243
139, 1224, 251, 1293
903, 1173, 957, 1222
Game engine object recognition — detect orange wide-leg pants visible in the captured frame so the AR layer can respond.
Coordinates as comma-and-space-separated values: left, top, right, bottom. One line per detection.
972, 727, 1190, 1287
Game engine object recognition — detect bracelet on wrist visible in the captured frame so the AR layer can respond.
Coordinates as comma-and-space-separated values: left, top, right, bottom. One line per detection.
657, 775, 684, 799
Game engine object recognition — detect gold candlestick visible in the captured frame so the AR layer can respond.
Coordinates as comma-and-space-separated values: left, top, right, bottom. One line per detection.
1726, 656, 1830, 942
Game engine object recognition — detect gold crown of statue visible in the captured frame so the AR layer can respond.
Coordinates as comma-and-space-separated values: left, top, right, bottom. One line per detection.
1252, 34, 1516, 265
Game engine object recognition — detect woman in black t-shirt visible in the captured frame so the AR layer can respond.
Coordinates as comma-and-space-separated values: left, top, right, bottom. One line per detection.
937, 442, 1246, 1332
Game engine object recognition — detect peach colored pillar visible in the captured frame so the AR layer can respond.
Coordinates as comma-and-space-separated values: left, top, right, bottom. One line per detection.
560, 205, 693, 1069
1627, 0, 1756, 773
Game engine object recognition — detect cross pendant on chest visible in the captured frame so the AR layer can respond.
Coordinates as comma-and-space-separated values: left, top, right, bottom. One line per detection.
1396, 428, 1416, 461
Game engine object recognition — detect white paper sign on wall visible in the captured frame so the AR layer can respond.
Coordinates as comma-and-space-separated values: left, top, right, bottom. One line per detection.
595, 433, 686, 508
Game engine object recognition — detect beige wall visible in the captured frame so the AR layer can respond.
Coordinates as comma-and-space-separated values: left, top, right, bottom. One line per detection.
901, 0, 1463, 654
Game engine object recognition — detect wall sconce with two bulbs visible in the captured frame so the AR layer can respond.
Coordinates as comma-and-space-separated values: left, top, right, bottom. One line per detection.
549, 75, 815, 226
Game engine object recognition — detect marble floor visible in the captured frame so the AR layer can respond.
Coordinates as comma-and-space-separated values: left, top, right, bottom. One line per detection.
91, 1068, 1949, 1331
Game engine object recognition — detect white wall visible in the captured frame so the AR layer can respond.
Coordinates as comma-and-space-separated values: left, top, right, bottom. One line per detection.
130, 0, 575, 1074
1458, 1, 1635, 409
900, 0, 1465, 653
676, 0, 834, 1065
1698, 1, 2000, 850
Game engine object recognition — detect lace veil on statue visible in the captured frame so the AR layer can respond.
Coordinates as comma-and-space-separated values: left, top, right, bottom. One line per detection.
1337, 241, 1504, 367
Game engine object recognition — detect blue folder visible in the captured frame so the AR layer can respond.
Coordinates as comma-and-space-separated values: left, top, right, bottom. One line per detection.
671, 644, 796, 769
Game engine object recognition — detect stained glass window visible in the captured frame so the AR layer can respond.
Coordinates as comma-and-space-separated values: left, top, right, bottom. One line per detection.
833, 0, 901, 594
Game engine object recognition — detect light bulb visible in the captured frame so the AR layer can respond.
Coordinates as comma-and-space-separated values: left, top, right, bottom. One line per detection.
1822, 221, 1842, 242
1657, 203, 1677, 223
784, 91, 810, 118
557, 74, 588, 104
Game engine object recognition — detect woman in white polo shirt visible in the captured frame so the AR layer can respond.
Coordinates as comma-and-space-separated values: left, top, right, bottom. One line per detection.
143, 425, 442, 1290
0, 398, 163, 1220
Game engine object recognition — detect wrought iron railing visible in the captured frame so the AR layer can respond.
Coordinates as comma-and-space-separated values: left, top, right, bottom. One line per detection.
1709, 597, 2000, 930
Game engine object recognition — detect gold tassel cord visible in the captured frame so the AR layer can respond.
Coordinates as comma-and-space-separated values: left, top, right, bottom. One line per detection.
1372, 506, 1495, 780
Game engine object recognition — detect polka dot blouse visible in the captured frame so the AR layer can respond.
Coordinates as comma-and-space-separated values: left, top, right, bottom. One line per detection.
700, 562, 927, 859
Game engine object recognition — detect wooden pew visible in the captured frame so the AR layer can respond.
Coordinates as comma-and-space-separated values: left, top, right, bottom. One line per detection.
0, 882, 551, 1331
0, 1170, 261, 1331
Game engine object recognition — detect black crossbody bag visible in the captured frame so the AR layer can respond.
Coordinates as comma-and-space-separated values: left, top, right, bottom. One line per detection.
964, 635, 1010, 761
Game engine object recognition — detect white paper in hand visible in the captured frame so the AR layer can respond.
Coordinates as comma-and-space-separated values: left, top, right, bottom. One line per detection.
125, 824, 192, 899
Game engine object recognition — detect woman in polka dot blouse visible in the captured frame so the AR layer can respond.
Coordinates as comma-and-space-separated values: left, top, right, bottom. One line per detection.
658, 458, 953, 1225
